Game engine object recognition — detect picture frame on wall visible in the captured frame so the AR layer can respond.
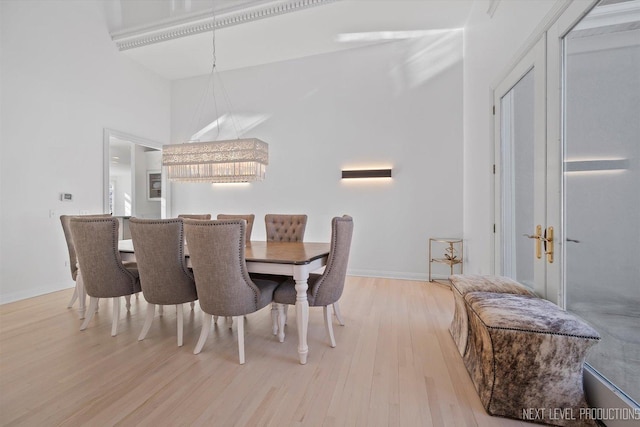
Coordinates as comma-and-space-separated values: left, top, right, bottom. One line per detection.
147, 171, 161, 201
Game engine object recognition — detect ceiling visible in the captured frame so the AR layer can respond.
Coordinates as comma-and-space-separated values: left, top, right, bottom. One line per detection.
106, 0, 475, 80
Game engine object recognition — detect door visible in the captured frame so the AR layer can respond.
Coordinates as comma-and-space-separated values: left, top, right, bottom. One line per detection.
496, 0, 639, 417
550, 0, 640, 410
494, 37, 548, 298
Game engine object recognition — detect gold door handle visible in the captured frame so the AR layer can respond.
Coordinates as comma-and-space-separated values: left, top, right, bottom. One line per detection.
544, 226, 554, 263
523, 225, 542, 259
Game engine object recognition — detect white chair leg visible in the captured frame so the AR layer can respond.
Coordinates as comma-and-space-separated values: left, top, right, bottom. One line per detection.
80, 297, 98, 330
213, 315, 219, 323
271, 303, 278, 335
177, 304, 184, 347
277, 304, 286, 343
333, 301, 345, 326
159, 305, 164, 316
194, 313, 212, 354
323, 305, 336, 348
111, 297, 121, 337
67, 285, 78, 308
190, 301, 195, 310
125, 295, 131, 311
226, 316, 233, 329
284, 305, 289, 325
138, 304, 155, 341
236, 315, 245, 365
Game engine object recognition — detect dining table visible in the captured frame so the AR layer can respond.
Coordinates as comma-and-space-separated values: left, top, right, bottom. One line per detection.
117, 239, 331, 365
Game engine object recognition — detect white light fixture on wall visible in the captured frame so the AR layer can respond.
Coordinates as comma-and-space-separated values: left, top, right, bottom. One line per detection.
162, 8, 268, 183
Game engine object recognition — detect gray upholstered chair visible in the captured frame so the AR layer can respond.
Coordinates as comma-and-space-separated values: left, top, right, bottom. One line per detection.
264, 214, 307, 242
274, 215, 353, 347
60, 214, 111, 317
177, 214, 211, 220
216, 214, 255, 244
184, 219, 279, 364
70, 217, 141, 336
129, 218, 197, 347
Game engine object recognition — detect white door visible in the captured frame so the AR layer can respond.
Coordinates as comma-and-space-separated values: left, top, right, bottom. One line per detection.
494, 37, 548, 298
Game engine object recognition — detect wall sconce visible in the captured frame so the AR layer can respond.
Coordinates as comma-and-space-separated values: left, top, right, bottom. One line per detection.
564, 159, 629, 173
341, 169, 392, 179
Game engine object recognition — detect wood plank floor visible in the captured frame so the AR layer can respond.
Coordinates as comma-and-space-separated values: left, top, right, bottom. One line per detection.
0, 277, 529, 426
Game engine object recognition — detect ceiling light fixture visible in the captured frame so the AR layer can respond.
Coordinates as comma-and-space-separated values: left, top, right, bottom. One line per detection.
162, 8, 268, 183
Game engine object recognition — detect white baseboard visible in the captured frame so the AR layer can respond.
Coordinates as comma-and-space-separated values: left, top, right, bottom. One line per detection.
347, 269, 450, 282
0, 283, 73, 305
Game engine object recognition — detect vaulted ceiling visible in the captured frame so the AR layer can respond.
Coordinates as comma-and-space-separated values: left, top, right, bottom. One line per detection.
105, 0, 475, 80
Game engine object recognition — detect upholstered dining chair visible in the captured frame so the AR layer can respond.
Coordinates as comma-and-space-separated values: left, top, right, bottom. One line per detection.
70, 217, 141, 336
184, 219, 279, 364
60, 213, 111, 316
273, 215, 353, 347
216, 214, 255, 244
264, 214, 307, 242
177, 214, 211, 220
129, 218, 197, 347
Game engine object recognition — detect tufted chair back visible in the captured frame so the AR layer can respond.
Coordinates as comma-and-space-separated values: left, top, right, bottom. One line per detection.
309, 215, 354, 307
69, 217, 140, 299
178, 214, 211, 220
217, 214, 255, 244
60, 214, 111, 281
264, 214, 308, 242
184, 219, 274, 317
129, 218, 196, 305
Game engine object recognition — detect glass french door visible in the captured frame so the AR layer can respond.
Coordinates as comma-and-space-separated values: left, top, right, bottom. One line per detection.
494, 37, 549, 298
557, 0, 640, 409
496, 0, 640, 417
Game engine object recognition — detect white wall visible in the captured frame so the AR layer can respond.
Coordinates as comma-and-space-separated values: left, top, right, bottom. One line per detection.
170, 33, 464, 279
0, 0, 171, 303
462, 0, 564, 274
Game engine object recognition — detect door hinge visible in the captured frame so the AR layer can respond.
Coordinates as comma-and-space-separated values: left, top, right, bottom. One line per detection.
492, 105, 495, 115
492, 164, 496, 174
493, 223, 496, 233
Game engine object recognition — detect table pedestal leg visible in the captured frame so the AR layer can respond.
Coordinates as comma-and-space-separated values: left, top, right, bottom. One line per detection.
294, 269, 310, 365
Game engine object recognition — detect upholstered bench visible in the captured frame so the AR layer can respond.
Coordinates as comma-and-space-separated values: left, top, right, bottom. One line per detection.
449, 274, 536, 356
463, 292, 600, 426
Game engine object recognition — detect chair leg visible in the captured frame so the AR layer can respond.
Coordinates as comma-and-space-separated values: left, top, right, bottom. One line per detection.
333, 301, 345, 326
190, 301, 195, 310
194, 313, 212, 354
177, 304, 184, 347
213, 315, 219, 323
111, 297, 121, 337
277, 304, 286, 343
67, 284, 78, 308
159, 305, 164, 316
226, 316, 233, 329
80, 297, 98, 330
236, 315, 245, 365
323, 305, 336, 348
284, 305, 289, 324
125, 295, 131, 311
271, 303, 278, 335
138, 304, 155, 341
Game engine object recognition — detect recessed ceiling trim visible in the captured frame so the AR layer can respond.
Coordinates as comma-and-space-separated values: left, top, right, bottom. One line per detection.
112, 0, 338, 51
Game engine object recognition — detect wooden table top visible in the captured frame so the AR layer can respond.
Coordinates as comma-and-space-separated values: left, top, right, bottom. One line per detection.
119, 240, 330, 266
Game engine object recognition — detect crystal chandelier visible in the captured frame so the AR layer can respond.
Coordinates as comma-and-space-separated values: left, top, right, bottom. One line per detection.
162, 138, 268, 183
162, 6, 268, 183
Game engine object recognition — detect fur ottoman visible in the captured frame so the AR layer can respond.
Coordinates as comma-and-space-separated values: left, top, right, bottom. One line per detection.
463, 292, 600, 426
449, 274, 536, 356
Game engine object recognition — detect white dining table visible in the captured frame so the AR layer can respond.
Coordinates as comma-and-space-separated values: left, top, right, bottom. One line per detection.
116, 239, 330, 365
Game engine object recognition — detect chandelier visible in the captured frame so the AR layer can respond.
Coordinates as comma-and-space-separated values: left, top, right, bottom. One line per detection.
162, 138, 268, 183
161, 6, 268, 183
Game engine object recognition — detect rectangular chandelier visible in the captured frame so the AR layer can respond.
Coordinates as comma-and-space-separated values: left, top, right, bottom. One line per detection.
162, 138, 268, 183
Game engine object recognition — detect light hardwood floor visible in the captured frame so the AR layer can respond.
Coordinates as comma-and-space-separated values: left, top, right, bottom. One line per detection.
0, 277, 529, 426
